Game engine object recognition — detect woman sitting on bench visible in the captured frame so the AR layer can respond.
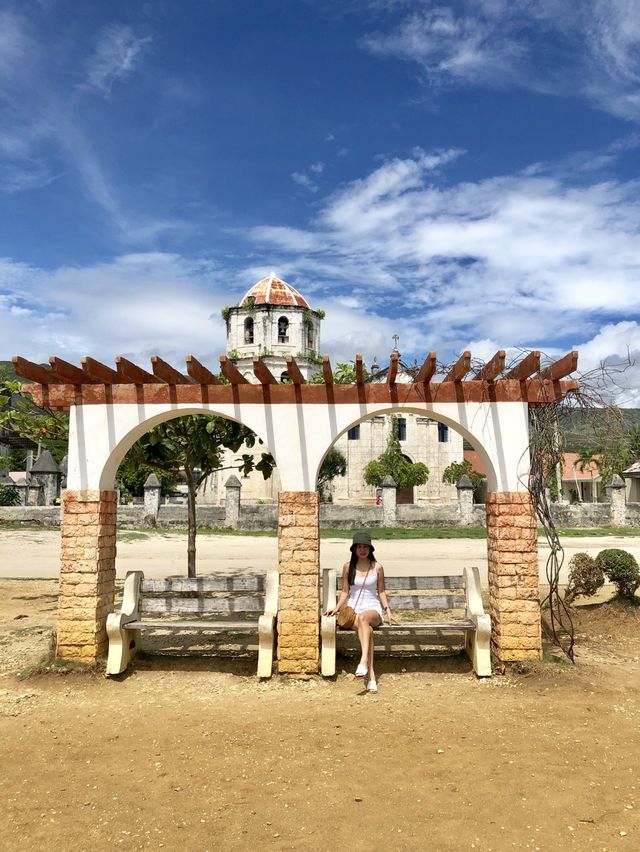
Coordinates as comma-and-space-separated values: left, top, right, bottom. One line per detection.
324, 531, 397, 693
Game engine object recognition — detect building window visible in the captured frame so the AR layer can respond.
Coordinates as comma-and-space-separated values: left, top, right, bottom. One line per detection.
307, 325, 314, 348
244, 317, 254, 344
348, 425, 360, 440
278, 316, 289, 343
397, 417, 407, 441
280, 371, 290, 383
438, 422, 449, 443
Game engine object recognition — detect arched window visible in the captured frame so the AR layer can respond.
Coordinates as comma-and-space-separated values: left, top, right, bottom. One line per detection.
244, 317, 254, 344
278, 316, 289, 343
280, 371, 290, 383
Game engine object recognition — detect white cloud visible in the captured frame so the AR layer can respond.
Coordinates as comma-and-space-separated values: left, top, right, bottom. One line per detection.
310, 161, 325, 174
361, 1, 640, 121
85, 24, 151, 97
291, 171, 318, 193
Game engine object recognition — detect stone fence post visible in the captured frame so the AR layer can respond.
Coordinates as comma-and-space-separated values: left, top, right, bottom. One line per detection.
143, 473, 161, 522
456, 474, 474, 525
30, 450, 61, 505
606, 475, 626, 526
225, 475, 242, 529
381, 475, 397, 526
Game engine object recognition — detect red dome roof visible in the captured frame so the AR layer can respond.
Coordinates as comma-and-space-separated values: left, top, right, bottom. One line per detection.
241, 273, 309, 308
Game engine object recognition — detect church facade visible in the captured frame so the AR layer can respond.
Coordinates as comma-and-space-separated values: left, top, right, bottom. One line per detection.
199, 273, 462, 505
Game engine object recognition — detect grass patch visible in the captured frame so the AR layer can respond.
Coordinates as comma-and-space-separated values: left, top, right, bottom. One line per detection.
320, 526, 487, 540
553, 527, 640, 537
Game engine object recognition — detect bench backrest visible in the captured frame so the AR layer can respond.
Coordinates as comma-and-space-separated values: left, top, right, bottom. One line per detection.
135, 574, 276, 620
331, 573, 466, 611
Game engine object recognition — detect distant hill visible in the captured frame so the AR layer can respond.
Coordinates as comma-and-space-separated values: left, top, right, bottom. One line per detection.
0, 360, 18, 380
559, 408, 640, 452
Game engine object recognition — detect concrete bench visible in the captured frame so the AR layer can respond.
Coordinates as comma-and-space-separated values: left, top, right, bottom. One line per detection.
106, 571, 278, 678
321, 567, 491, 677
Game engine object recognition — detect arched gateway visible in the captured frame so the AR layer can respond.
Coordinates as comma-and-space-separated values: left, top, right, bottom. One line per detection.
14, 347, 578, 673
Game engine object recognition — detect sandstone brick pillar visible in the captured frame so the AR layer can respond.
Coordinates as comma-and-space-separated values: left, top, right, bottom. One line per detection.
486, 492, 541, 663
277, 491, 319, 674
56, 490, 117, 664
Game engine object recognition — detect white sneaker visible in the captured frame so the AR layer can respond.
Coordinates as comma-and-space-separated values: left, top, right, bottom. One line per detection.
367, 680, 378, 693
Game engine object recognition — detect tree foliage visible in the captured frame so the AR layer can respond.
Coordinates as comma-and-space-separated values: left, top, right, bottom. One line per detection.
0, 371, 69, 462
316, 449, 347, 501
441, 459, 484, 489
563, 552, 604, 606
595, 548, 640, 602
0, 484, 21, 506
576, 422, 640, 485
363, 418, 428, 489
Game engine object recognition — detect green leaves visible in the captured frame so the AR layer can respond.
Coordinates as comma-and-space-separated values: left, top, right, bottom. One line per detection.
363, 417, 429, 489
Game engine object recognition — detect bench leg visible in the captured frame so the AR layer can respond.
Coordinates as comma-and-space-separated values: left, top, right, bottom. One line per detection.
257, 615, 275, 678
466, 614, 491, 677
105, 615, 139, 676
321, 615, 336, 677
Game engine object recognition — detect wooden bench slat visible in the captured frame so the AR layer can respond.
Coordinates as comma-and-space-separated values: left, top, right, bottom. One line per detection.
388, 594, 466, 610
127, 619, 259, 631
142, 576, 266, 593
140, 595, 265, 615
382, 620, 474, 630
335, 575, 465, 591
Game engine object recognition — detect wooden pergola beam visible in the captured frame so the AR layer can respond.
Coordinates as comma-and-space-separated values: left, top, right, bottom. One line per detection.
219, 355, 248, 385
443, 351, 471, 383
285, 356, 306, 385
151, 355, 191, 384
48, 356, 90, 384
387, 352, 399, 385
414, 352, 437, 384
12, 356, 61, 385
474, 350, 506, 382
253, 357, 277, 385
81, 357, 127, 384
355, 354, 365, 386
322, 356, 333, 385
539, 351, 578, 382
505, 351, 540, 381
116, 356, 158, 384
185, 355, 219, 385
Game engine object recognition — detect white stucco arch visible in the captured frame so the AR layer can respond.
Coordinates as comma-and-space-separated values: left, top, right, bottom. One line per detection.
66, 398, 531, 494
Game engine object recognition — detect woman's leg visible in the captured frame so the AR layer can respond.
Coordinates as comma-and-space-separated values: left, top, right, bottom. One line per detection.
355, 611, 382, 679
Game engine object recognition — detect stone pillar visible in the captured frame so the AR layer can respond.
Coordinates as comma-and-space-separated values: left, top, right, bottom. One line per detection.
30, 450, 61, 505
277, 491, 319, 674
381, 475, 397, 526
57, 490, 117, 664
225, 475, 242, 529
143, 473, 161, 521
456, 474, 475, 525
606, 475, 626, 527
486, 492, 541, 663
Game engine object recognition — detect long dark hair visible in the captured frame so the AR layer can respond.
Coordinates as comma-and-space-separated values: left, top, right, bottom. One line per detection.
348, 546, 375, 586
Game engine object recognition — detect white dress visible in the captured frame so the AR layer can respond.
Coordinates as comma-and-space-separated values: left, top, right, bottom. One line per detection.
347, 566, 384, 620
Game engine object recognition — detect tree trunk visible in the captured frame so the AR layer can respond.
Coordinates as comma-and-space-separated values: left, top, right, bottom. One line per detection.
186, 468, 197, 578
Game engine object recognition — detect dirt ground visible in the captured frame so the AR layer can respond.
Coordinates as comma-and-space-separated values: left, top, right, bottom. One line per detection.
1, 576, 640, 852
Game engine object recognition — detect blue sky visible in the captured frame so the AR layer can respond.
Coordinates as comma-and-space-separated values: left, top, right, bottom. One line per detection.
1, 0, 640, 403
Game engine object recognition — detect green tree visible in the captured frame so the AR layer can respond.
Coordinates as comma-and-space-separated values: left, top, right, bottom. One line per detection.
0, 484, 21, 506
316, 449, 347, 501
441, 459, 484, 489
0, 371, 69, 462
127, 415, 275, 577
363, 418, 428, 489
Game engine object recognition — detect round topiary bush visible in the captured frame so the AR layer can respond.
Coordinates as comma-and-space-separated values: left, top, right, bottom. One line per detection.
595, 548, 640, 602
564, 552, 604, 605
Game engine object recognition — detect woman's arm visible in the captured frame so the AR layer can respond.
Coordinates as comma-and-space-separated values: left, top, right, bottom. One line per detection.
377, 564, 399, 625
323, 564, 350, 616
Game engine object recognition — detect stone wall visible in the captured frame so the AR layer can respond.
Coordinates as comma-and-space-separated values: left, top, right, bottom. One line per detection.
277, 491, 319, 674
57, 490, 117, 664
486, 492, 541, 663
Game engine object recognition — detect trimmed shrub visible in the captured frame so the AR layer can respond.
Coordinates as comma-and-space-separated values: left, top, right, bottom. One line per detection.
0, 484, 21, 506
595, 548, 640, 601
564, 552, 604, 605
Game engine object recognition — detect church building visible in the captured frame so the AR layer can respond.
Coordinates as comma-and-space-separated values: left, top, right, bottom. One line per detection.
199, 273, 463, 505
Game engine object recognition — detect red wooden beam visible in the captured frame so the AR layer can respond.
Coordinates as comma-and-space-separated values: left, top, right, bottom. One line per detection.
81, 357, 127, 384
322, 355, 333, 385
355, 354, 365, 386
219, 355, 248, 385
253, 357, 277, 385
151, 355, 191, 384
185, 355, 219, 385
11, 356, 61, 385
116, 356, 158, 384
505, 351, 540, 381
48, 356, 89, 384
539, 351, 578, 382
474, 350, 506, 382
414, 352, 437, 384
387, 352, 399, 385
443, 351, 471, 383
285, 356, 306, 385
